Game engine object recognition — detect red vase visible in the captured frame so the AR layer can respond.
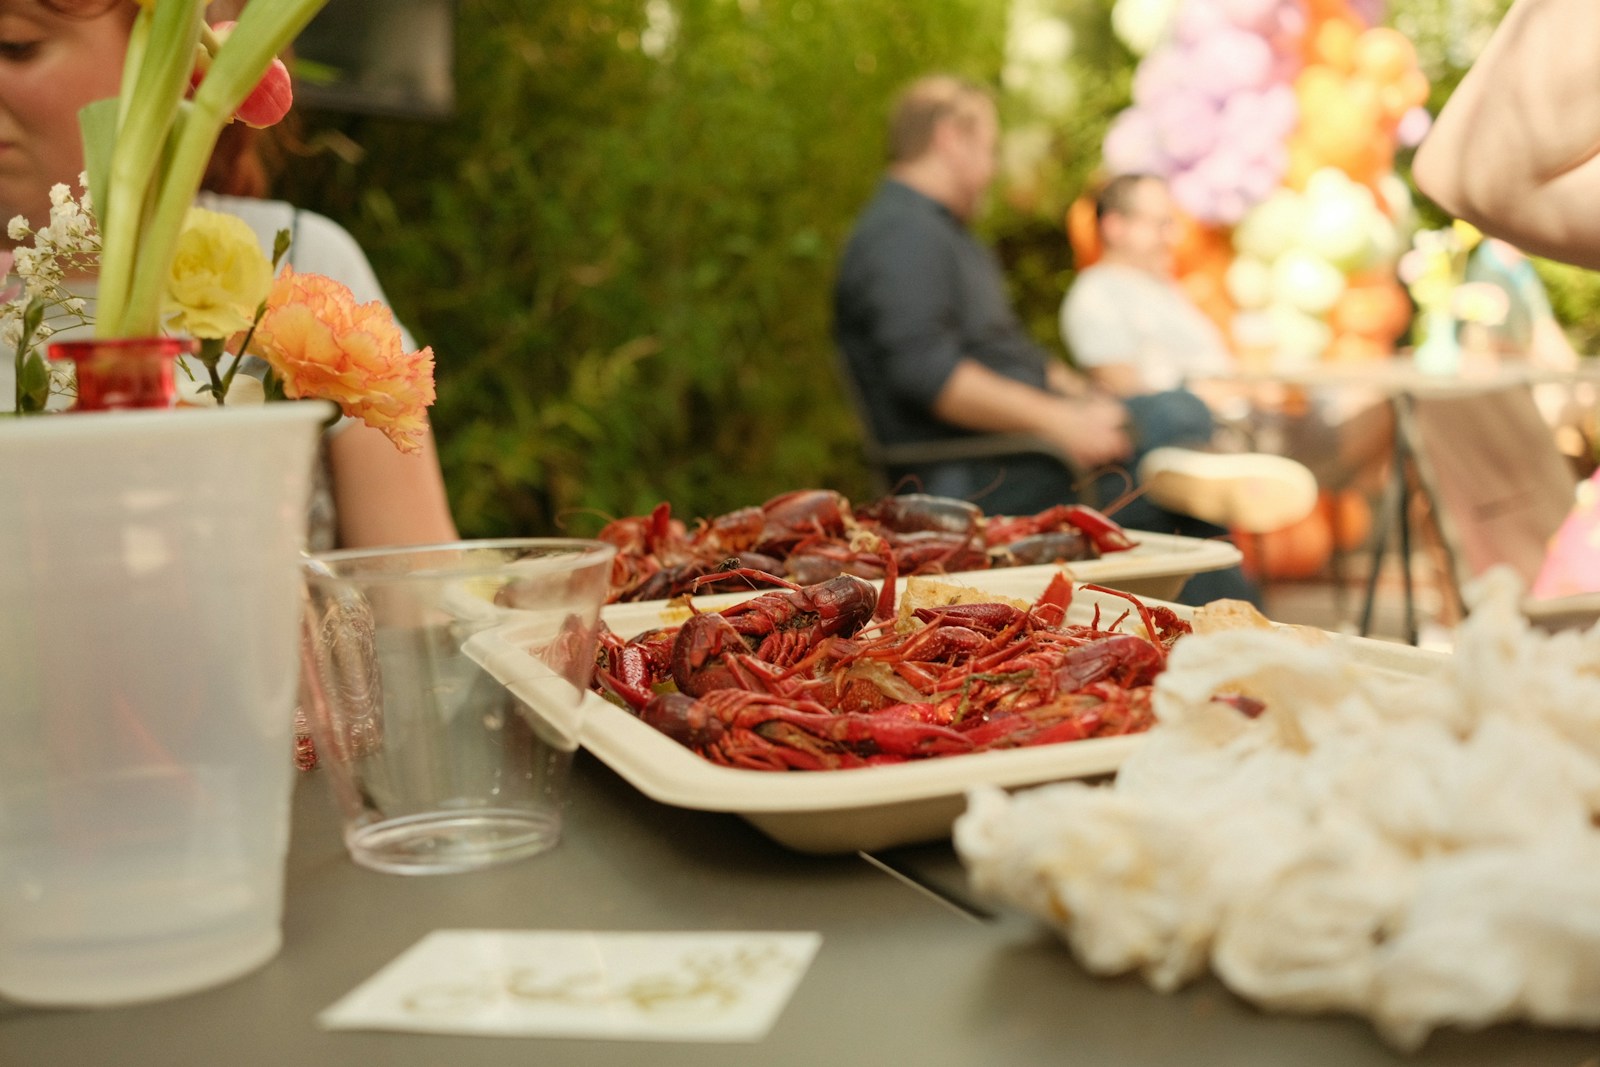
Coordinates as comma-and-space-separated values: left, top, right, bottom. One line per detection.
47, 337, 196, 412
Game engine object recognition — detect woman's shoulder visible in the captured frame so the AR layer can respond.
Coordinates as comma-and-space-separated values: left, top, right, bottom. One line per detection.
196, 192, 390, 306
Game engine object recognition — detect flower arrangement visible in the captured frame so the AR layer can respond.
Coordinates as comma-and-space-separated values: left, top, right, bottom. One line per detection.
3, 0, 435, 454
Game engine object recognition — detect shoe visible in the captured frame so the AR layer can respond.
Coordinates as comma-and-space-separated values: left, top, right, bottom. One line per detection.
1137, 447, 1319, 534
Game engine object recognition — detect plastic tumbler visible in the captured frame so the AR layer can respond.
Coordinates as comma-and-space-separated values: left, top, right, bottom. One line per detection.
298, 539, 616, 875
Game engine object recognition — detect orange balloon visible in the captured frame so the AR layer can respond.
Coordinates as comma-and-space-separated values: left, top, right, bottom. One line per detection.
1066, 195, 1101, 268
1324, 490, 1373, 553
1351, 27, 1418, 85
1294, 64, 1346, 113
1307, 16, 1361, 72
1330, 279, 1413, 342
1170, 212, 1230, 275
1325, 332, 1390, 363
1285, 139, 1322, 189
1305, 0, 1355, 22
1237, 506, 1335, 580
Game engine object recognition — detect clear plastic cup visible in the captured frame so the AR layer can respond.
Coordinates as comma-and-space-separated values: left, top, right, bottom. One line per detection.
298, 539, 616, 875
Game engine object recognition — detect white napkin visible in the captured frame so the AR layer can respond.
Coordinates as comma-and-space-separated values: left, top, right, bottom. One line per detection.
319, 929, 822, 1042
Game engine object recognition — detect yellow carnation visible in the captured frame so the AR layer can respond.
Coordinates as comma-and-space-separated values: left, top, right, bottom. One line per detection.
163, 207, 273, 339
252, 266, 436, 454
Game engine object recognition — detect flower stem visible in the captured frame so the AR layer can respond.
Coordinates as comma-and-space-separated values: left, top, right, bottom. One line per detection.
95, 0, 203, 338
118, 0, 328, 337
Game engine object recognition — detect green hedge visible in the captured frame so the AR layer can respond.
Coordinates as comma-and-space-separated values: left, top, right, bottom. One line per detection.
280, 0, 1591, 537
279, 0, 1008, 538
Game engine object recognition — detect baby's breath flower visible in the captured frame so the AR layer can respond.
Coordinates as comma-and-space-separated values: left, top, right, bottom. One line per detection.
7, 216, 28, 242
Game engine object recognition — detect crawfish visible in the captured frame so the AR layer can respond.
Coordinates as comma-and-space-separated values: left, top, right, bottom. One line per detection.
671, 571, 885, 697
641, 690, 972, 770
983, 504, 1137, 561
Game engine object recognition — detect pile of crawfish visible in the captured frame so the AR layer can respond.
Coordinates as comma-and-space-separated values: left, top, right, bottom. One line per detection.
595, 489, 1136, 604
592, 566, 1189, 771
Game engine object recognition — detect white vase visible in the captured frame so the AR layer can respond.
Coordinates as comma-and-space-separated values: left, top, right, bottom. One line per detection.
0, 401, 329, 1006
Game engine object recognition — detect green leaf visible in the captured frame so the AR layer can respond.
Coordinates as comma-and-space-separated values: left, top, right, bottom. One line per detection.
78, 97, 119, 225
272, 228, 292, 268
17, 350, 49, 413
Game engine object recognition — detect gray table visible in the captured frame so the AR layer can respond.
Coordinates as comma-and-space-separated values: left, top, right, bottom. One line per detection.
3, 755, 1596, 1066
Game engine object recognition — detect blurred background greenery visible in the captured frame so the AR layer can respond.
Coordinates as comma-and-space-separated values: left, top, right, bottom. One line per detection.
278, 0, 1588, 538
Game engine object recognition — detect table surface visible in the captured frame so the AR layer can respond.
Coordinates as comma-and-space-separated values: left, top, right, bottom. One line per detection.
1210, 355, 1600, 395
3, 755, 1597, 1067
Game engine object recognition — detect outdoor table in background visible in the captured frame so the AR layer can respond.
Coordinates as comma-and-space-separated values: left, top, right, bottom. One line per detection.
2, 754, 1595, 1066
1203, 358, 1600, 643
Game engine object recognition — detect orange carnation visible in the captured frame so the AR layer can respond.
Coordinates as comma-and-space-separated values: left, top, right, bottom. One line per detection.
252, 266, 435, 454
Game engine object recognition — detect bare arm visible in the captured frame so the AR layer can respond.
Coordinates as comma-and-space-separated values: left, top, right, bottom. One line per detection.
1413, 0, 1600, 268
1083, 362, 1146, 397
328, 420, 460, 549
930, 359, 1133, 469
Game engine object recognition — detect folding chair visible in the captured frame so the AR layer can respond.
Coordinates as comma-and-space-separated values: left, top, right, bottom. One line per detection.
1361, 383, 1577, 640
831, 348, 1093, 503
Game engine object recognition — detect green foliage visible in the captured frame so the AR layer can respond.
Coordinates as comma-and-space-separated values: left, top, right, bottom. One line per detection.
277, 0, 1596, 538
279, 0, 1004, 537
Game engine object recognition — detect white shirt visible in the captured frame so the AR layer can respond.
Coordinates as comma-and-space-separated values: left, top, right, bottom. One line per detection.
1060, 262, 1234, 392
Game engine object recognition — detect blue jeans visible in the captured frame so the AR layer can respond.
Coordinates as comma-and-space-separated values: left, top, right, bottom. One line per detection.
896, 389, 1261, 607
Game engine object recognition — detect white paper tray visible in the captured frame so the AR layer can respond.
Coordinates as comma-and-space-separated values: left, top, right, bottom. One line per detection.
601, 530, 1241, 634
582, 584, 1447, 854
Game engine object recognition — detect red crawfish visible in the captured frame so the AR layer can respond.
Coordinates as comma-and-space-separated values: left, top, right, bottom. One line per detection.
672, 571, 887, 697
640, 690, 973, 770
983, 504, 1137, 564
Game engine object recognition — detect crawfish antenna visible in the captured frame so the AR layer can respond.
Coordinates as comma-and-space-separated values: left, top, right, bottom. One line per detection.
874, 537, 898, 622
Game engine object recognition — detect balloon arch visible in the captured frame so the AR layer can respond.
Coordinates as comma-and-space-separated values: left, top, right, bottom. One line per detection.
1068, 0, 1429, 369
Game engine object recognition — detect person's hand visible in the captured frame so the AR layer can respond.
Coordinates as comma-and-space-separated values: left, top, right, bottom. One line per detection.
1046, 393, 1133, 470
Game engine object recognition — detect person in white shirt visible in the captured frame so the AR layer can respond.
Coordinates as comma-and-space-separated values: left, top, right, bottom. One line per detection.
1060, 173, 1236, 399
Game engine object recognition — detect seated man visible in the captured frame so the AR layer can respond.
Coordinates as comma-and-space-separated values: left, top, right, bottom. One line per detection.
832, 74, 1315, 605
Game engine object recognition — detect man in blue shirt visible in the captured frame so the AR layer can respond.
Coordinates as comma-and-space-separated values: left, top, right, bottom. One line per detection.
833, 75, 1316, 604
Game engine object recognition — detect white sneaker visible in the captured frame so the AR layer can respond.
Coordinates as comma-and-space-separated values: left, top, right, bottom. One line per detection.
1137, 447, 1320, 534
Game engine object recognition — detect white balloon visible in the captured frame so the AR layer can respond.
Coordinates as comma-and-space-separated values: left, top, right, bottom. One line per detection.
1233, 190, 1305, 262
1112, 0, 1181, 56
1271, 249, 1347, 315
1268, 303, 1333, 365
1225, 256, 1274, 310
1299, 193, 1376, 271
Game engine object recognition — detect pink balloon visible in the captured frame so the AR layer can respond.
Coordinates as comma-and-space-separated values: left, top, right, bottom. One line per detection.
1175, 0, 1229, 46
1133, 46, 1187, 107
1396, 106, 1433, 148
1255, 82, 1298, 137
1169, 168, 1220, 221
1155, 95, 1221, 166
1219, 0, 1280, 32
1103, 108, 1172, 176
1346, 0, 1387, 27
1214, 188, 1251, 225
1239, 156, 1282, 200
1190, 28, 1273, 100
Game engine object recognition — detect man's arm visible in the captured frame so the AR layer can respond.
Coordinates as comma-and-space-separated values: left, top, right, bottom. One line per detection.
1413, 0, 1600, 268
931, 360, 1132, 469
